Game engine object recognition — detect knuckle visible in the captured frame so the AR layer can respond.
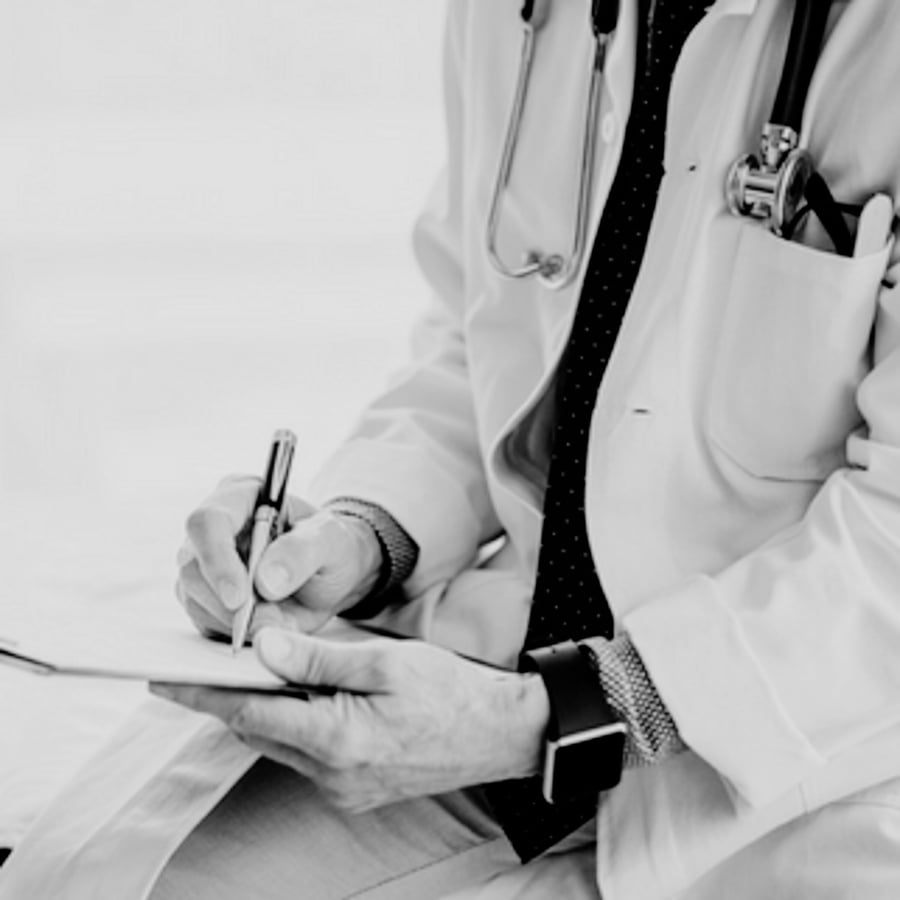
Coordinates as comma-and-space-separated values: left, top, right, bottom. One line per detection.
174, 578, 189, 608
308, 510, 335, 541
320, 777, 358, 812
184, 508, 209, 537
178, 558, 203, 590
175, 541, 195, 569
370, 650, 402, 687
322, 511, 350, 544
225, 702, 258, 735
181, 582, 223, 621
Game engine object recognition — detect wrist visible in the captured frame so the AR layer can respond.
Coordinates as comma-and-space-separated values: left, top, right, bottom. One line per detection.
523, 641, 626, 804
325, 497, 419, 619
495, 672, 551, 781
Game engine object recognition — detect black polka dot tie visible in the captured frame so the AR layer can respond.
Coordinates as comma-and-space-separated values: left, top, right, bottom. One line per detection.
486, 0, 708, 863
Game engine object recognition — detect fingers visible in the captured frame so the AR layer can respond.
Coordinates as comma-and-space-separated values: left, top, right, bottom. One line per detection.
180, 590, 232, 641
178, 552, 332, 639
177, 480, 363, 642
177, 558, 231, 622
179, 481, 308, 614
256, 628, 397, 695
150, 682, 340, 761
248, 601, 333, 639
186, 505, 249, 612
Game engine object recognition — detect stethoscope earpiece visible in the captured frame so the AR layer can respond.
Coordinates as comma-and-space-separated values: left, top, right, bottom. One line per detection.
491, 0, 855, 289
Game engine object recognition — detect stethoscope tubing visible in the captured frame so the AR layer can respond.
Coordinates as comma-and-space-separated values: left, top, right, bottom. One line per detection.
489, 0, 854, 288
485, 1, 613, 291
772, 0, 831, 134
726, 0, 857, 255
484, 20, 546, 283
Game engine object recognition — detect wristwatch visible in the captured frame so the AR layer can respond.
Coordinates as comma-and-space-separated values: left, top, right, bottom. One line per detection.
523, 641, 627, 805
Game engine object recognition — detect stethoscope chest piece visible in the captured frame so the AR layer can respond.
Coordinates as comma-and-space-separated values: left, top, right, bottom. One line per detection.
726, 125, 814, 236
725, 0, 857, 255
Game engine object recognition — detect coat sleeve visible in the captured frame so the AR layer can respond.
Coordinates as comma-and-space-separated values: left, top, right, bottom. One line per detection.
308, 1, 501, 596
625, 251, 900, 807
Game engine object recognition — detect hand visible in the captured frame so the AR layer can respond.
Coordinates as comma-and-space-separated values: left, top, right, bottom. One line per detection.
152, 628, 550, 811
176, 476, 383, 641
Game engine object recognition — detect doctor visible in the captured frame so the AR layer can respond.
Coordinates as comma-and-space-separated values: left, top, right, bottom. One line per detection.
160, 0, 900, 897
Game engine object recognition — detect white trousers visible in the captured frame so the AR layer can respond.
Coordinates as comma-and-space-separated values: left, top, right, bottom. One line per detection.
3, 699, 900, 899
147, 762, 900, 900
149, 760, 600, 900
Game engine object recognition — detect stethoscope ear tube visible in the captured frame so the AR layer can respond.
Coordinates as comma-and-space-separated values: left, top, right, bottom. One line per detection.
487, 0, 618, 290
485, 10, 547, 284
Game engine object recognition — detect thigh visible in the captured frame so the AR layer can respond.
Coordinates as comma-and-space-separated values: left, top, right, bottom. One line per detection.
686, 777, 900, 899
440, 827, 600, 900
149, 759, 518, 900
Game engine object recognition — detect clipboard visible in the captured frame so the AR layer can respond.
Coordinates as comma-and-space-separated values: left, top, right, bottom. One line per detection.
0, 601, 383, 698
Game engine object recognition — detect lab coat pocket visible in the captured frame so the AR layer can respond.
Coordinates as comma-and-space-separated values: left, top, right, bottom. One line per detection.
709, 223, 892, 481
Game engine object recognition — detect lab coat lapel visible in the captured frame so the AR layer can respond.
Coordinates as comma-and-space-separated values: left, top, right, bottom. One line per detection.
581, 0, 784, 620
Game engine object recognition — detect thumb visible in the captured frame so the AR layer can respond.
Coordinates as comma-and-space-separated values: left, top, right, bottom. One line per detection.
255, 628, 394, 694
254, 512, 349, 605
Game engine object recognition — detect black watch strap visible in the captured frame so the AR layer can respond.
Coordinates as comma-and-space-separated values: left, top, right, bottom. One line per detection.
523, 641, 626, 804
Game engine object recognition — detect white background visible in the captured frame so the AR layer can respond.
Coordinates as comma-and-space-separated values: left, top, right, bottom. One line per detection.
0, 0, 446, 843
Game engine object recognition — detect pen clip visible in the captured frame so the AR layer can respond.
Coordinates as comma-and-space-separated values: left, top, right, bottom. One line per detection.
259, 429, 297, 520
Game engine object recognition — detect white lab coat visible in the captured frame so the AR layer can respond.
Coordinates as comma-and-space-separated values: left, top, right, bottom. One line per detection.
308, 0, 900, 896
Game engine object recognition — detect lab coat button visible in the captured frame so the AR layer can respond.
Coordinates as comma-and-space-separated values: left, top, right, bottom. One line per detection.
601, 113, 617, 143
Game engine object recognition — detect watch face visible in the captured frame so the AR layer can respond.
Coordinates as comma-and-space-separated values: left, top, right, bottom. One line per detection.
543, 724, 626, 804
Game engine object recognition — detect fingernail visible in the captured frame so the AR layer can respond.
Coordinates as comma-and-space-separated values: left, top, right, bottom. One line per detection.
259, 629, 292, 664
218, 578, 243, 611
258, 563, 290, 595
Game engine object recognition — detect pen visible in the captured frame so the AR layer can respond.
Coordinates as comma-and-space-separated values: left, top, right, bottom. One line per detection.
231, 429, 297, 654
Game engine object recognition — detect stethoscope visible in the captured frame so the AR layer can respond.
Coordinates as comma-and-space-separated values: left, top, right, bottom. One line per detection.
726, 0, 857, 255
486, 0, 620, 290
487, 0, 854, 293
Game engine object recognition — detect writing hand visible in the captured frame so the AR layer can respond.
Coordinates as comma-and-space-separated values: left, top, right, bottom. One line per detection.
176, 477, 383, 642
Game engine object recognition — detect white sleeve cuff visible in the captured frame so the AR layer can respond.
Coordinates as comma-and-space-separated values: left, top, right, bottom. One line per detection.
624, 576, 826, 807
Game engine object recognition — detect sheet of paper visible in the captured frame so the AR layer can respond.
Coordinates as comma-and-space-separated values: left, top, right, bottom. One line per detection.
0, 587, 380, 695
